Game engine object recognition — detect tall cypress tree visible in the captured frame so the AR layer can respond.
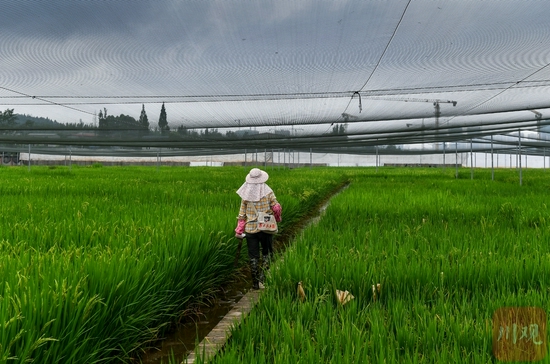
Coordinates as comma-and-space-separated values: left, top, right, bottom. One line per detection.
139, 104, 149, 130
158, 103, 169, 133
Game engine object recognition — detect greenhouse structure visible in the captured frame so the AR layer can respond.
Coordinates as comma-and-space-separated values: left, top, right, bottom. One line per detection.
1, 0, 550, 168
2, 1, 550, 363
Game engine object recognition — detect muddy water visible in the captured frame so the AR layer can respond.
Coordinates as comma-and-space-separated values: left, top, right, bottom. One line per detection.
139, 275, 252, 363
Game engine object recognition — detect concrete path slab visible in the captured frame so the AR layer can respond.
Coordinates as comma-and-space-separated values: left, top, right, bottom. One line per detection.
184, 288, 262, 363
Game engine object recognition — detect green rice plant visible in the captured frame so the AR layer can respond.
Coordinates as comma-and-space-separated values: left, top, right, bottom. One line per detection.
0, 166, 350, 363
211, 167, 550, 363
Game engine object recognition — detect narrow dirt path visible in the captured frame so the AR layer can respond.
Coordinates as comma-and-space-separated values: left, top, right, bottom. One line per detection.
139, 181, 350, 364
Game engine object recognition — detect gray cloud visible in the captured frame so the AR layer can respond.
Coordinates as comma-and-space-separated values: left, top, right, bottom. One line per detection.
1, 0, 549, 128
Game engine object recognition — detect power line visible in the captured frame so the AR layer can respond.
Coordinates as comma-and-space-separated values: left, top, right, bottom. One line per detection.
0, 86, 95, 116
2, 79, 550, 104
357, 0, 413, 93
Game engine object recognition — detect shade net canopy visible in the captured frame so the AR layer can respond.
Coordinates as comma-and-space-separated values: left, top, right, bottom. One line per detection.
1, 0, 550, 156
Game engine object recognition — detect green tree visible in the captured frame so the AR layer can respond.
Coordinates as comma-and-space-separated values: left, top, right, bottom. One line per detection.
158, 103, 169, 133
0, 108, 16, 126
97, 107, 142, 132
339, 123, 347, 134
139, 104, 149, 130
331, 123, 348, 135
176, 125, 188, 135
98, 108, 108, 129
103, 114, 139, 129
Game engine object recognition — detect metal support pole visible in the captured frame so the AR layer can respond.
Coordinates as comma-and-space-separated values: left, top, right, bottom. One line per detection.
244, 149, 247, 167
310, 148, 312, 169
455, 142, 458, 178
470, 139, 473, 180
518, 130, 522, 186
491, 135, 495, 181
376, 145, 379, 172
291, 150, 294, 168
443, 142, 446, 170
28, 144, 31, 172
264, 149, 267, 169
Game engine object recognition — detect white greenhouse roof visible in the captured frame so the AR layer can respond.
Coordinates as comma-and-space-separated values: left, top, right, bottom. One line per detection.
1, 0, 550, 156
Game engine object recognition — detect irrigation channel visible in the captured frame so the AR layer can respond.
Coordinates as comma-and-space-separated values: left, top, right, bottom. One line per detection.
139, 182, 349, 364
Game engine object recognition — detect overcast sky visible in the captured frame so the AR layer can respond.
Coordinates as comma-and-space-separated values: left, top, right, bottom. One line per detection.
1, 0, 550, 134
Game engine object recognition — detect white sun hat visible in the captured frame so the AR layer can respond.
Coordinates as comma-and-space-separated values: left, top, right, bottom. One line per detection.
237, 168, 273, 201
245, 168, 269, 183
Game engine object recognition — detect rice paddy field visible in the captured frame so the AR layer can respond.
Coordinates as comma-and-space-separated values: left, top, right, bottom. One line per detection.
206, 167, 550, 364
1, 165, 550, 363
0, 165, 346, 363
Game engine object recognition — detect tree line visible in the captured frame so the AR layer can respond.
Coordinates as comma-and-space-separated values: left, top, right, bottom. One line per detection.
98, 103, 169, 133
0, 105, 356, 141
0, 103, 171, 133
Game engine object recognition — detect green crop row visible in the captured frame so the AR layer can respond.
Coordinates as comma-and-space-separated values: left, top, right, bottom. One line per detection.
0, 165, 348, 363
209, 167, 550, 363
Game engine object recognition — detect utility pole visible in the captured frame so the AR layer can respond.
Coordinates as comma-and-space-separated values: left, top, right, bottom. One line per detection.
434, 102, 441, 150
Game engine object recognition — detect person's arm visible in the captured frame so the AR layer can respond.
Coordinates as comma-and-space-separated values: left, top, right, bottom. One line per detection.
235, 200, 247, 238
235, 219, 246, 238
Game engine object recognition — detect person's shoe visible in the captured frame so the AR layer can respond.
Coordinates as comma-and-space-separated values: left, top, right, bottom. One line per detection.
252, 281, 260, 290
258, 282, 265, 289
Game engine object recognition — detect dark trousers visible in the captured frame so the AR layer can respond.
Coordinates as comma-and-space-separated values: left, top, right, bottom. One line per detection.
246, 232, 274, 286
245, 231, 274, 261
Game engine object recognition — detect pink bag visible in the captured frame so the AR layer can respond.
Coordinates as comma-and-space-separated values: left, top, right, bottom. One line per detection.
272, 203, 282, 222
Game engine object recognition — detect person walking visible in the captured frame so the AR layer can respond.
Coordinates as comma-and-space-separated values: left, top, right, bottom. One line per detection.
235, 168, 282, 290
